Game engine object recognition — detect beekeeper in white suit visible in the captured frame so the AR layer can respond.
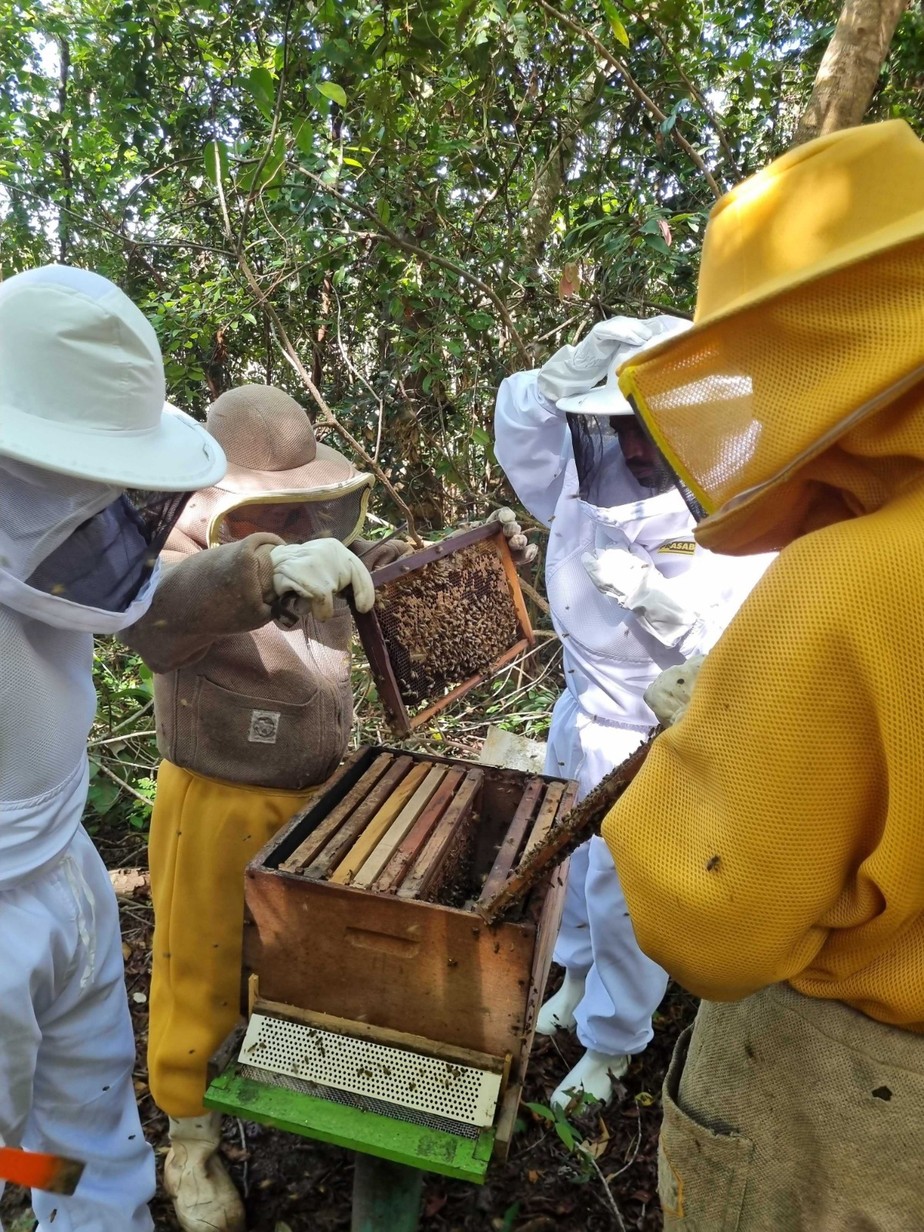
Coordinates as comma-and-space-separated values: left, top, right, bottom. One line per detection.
494, 315, 772, 1108
0, 265, 372, 1232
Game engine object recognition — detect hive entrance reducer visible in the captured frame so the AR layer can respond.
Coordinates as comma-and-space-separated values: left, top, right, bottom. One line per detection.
352, 522, 535, 735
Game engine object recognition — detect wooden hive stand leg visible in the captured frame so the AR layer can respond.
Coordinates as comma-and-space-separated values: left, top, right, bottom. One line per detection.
351, 1153, 423, 1232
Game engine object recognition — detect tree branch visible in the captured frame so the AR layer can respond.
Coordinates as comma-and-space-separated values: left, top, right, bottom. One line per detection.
298, 169, 532, 366
793, 0, 910, 144
535, 0, 724, 200
214, 167, 424, 543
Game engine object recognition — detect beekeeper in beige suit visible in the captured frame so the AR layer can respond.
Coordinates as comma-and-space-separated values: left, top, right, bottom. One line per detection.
125, 384, 405, 1232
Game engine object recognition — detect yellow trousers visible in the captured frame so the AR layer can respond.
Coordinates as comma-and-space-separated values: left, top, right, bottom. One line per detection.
146, 760, 314, 1118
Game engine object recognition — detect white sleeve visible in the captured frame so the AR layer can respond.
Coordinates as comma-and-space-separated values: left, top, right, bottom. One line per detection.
493, 370, 571, 529
661, 549, 776, 655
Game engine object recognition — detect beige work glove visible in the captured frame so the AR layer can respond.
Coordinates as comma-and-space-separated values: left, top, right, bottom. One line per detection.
581, 547, 702, 649
488, 508, 538, 565
644, 654, 706, 727
269, 539, 375, 622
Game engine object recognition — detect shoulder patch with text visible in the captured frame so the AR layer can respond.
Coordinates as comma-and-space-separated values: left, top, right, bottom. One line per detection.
656, 538, 696, 555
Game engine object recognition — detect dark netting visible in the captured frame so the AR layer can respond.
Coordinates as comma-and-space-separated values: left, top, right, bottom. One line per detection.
25, 490, 191, 612
567, 413, 620, 502
568, 410, 703, 516
373, 539, 521, 708
127, 489, 194, 555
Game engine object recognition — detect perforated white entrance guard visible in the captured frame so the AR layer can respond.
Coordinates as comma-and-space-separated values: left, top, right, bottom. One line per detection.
239, 1013, 503, 1129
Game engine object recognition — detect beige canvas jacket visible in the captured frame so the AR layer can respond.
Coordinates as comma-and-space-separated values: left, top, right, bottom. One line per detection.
124, 489, 353, 790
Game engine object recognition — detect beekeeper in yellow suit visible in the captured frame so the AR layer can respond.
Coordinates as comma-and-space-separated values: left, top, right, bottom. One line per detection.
604, 119, 924, 1230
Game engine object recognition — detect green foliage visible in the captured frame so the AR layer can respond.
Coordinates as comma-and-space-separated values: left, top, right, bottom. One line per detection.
1, 0, 918, 831
4, 0, 911, 533
88, 643, 159, 834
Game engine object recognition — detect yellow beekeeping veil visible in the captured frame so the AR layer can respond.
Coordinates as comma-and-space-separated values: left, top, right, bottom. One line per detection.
618, 120, 924, 554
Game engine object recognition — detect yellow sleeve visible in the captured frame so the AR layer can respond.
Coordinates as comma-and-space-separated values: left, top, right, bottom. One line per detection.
602, 537, 883, 1001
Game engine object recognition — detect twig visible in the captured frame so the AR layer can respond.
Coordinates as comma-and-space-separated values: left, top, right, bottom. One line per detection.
88, 731, 157, 748
238, 0, 294, 247
519, 577, 551, 615
236, 1117, 250, 1198
91, 759, 154, 805
535, 0, 723, 200
646, 20, 739, 176
582, 1149, 629, 1232
213, 166, 425, 545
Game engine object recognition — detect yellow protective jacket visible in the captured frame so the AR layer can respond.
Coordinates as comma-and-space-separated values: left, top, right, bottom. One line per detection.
603, 393, 924, 1032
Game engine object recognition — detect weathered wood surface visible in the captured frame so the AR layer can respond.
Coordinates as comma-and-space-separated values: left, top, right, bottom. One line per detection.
475, 777, 544, 908
351, 765, 448, 887
397, 768, 483, 901
373, 766, 467, 892
244, 869, 536, 1055
307, 755, 415, 881
279, 753, 395, 873
328, 761, 430, 885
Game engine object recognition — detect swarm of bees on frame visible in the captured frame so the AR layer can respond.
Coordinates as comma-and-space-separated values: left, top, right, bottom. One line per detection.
374, 540, 521, 706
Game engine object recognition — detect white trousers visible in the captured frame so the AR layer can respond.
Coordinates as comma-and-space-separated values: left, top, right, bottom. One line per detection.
545, 692, 669, 1056
0, 827, 154, 1232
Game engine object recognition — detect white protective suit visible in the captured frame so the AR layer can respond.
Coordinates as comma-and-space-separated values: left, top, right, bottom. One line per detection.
494, 371, 771, 1060
0, 459, 157, 1232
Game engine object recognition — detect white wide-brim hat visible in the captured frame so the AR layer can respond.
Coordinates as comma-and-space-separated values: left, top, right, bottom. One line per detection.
557, 314, 692, 417
0, 265, 226, 491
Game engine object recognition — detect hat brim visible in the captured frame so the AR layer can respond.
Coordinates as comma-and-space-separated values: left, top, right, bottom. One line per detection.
619, 216, 924, 378
215, 441, 358, 493
0, 402, 226, 492
557, 385, 634, 416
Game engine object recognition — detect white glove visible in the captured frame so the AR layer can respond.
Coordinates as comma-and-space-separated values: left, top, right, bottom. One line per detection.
537, 316, 655, 402
644, 655, 706, 727
489, 508, 538, 565
269, 539, 375, 622
581, 547, 701, 648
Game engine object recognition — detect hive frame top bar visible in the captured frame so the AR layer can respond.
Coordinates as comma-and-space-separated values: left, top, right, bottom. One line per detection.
367, 520, 506, 585
351, 521, 535, 736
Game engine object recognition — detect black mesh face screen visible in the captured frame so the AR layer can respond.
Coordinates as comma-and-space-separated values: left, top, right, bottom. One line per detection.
567, 413, 614, 502
127, 489, 193, 554
25, 490, 192, 612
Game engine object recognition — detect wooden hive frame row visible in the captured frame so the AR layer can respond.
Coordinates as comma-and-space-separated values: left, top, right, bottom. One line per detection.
278, 750, 578, 915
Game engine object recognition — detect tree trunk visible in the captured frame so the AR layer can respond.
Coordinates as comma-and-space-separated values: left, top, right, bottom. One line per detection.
793, 0, 910, 145
521, 67, 605, 270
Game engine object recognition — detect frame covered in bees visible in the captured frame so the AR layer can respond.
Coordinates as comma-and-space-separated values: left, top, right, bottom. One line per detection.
206, 745, 578, 1179
351, 522, 535, 735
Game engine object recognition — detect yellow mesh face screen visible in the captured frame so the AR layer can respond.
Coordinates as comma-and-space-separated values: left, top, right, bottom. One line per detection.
619, 241, 924, 520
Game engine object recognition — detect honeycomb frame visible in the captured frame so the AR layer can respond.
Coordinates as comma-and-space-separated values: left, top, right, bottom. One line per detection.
351, 522, 535, 734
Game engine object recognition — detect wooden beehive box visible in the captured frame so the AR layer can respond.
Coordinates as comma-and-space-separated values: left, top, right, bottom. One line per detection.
243, 744, 578, 1156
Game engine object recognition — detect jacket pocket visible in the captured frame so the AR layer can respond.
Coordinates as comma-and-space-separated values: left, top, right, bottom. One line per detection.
658, 1024, 754, 1230
191, 675, 346, 789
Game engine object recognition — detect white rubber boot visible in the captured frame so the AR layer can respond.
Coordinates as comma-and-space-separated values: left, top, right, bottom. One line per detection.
164, 1112, 246, 1232
536, 969, 586, 1036
550, 1048, 629, 1111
